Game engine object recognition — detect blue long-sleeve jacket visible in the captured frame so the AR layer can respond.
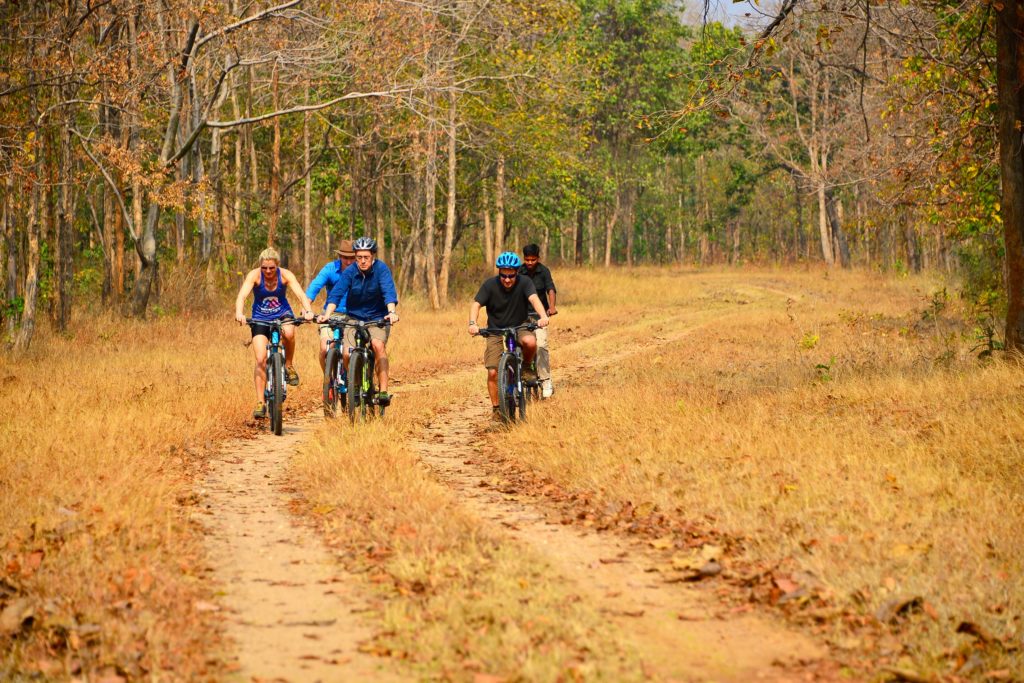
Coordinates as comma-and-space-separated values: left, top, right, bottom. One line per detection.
326, 260, 398, 320
306, 260, 346, 310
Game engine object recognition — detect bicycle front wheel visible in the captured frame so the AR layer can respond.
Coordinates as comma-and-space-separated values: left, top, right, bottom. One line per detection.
323, 347, 341, 418
270, 352, 284, 435
496, 353, 519, 423
347, 350, 366, 423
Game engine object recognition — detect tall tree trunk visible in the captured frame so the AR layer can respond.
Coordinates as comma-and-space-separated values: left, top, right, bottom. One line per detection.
816, 180, 835, 266
825, 188, 850, 268
54, 123, 74, 331
587, 210, 594, 265
14, 177, 40, 351
494, 155, 506, 253
302, 83, 312, 279
575, 208, 584, 265
996, 1, 1024, 351
482, 180, 493, 266
624, 187, 635, 267
604, 191, 620, 267
422, 123, 440, 309
375, 177, 386, 265
132, 17, 198, 317
268, 61, 281, 246
438, 93, 457, 304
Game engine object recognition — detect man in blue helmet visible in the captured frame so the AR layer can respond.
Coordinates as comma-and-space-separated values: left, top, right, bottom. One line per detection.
320, 236, 399, 406
468, 251, 549, 420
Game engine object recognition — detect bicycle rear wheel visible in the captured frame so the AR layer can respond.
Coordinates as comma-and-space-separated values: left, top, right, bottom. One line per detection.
323, 347, 341, 418
270, 352, 284, 435
347, 350, 366, 423
496, 354, 519, 423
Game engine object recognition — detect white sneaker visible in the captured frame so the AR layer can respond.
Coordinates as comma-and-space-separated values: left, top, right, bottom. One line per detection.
542, 380, 553, 399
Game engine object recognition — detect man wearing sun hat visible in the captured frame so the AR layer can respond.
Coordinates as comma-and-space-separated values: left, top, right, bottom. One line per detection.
306, 239, 356, 371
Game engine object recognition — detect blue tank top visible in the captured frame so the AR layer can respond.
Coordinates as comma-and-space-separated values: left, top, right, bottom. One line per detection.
251, 268, 294, 322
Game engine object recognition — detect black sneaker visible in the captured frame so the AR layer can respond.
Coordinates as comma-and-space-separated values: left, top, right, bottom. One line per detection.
376, 391, 392, 407
253, 403, 267, 419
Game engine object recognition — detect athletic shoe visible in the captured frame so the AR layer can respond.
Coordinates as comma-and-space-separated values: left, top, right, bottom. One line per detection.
376, 391, 392, 407
542, 380, 553, 399
253, 403, 267, 419
522, 366, 538, 383
491, 406, 502, 422
285, 367, 300, 386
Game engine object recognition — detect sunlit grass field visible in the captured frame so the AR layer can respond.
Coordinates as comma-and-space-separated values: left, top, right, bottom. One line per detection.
2, 265, 1020, 680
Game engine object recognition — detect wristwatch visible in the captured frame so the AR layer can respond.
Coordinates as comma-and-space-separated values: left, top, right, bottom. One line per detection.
468, 320, 476, 325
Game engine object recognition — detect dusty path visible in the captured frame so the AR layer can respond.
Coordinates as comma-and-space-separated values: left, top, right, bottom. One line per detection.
408, 293, 830, 682
200, 415, 403, 682
412, 401, 826, 682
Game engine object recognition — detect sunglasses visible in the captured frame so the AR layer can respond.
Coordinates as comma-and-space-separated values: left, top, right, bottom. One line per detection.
498, 273, 517, 280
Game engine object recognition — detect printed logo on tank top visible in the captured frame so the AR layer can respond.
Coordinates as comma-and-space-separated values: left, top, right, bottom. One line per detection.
258, 296, 283, 314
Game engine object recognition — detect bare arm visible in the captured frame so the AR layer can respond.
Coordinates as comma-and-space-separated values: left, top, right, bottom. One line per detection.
234, 270, 259, 323
468, 301, 482, 335
528, 294, 550, 327
281, 268, 313, 317
547, 290, 556, 315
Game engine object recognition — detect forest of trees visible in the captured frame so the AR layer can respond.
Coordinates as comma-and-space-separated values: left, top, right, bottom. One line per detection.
0, 0, 1019, 351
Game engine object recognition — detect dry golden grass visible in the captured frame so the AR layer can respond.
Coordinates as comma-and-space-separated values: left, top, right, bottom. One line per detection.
498, 267, 1023, 679
5, 265, 1020, 681
0, 305, 322, 678
290, 407, 647, 681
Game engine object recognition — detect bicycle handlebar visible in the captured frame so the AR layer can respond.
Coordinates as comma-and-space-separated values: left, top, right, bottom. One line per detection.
322, 317, 390, 329
475, 322, 539, 337
245, 316, 311, 326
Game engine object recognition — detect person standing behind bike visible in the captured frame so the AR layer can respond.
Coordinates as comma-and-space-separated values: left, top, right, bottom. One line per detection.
468, 251, 549, 420
234, 247, 314, 419
320, 236, 399, 406
520, 243, 557, 398
306, 239, 357, 373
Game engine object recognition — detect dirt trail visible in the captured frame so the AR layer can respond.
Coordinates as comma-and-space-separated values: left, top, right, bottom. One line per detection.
410, 295, 829, 682
412, 402, 825, 682
200, 415, 404, 682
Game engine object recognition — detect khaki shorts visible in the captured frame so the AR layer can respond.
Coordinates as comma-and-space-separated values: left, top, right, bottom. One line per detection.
484, 329, 534, 369
344, 322, 390, 350
318, 314, 347, 341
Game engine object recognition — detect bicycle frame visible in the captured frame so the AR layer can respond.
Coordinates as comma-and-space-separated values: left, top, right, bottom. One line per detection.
478, 322, 538, 422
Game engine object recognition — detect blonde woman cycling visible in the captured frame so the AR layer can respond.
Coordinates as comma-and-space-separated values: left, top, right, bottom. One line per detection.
234, 248, 314, 418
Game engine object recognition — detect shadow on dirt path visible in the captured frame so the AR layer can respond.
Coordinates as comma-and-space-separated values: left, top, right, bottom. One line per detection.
200, 415, 405, 682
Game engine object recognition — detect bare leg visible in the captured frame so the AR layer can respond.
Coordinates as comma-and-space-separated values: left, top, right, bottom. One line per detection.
252, 335, 269, 404
371, 339, 389, 392
487, 368, 499, 406
318, 332, 329, 371
282, 324, 297, 370
521, 335, 538, 368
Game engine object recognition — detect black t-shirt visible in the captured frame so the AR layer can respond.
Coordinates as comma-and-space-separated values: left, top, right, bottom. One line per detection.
474, 275, 537, 328
519, 263, 556, 311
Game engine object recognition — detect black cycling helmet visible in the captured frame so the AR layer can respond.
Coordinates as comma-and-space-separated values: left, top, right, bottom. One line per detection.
353, 236, 377, 253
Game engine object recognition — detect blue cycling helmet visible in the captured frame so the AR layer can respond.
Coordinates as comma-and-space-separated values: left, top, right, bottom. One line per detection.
495, 251, 521, 268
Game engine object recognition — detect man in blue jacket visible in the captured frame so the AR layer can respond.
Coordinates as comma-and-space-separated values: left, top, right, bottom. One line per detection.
307, 239, 356, 372
320, 237, 399, 405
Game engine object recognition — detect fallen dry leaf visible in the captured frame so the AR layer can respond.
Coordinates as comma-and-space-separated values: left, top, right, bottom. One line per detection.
0, 597, 33, 635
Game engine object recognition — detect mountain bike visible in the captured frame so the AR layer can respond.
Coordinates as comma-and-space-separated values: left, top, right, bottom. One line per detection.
477, 321, 539, 423
247, 317, 308, 436
321, 316, 348, 418
343, 318, 391, 423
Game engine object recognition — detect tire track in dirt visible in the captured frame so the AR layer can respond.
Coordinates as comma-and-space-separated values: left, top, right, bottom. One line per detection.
200, 415, 405, 682
410, 305, 829, 682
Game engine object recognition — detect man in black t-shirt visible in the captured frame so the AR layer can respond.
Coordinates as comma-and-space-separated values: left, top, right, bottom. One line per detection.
468, 251, 549, 420
520, 243, 557, 398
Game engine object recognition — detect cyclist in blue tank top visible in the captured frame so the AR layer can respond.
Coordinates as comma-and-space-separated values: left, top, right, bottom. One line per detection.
234, 247, 314, 419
